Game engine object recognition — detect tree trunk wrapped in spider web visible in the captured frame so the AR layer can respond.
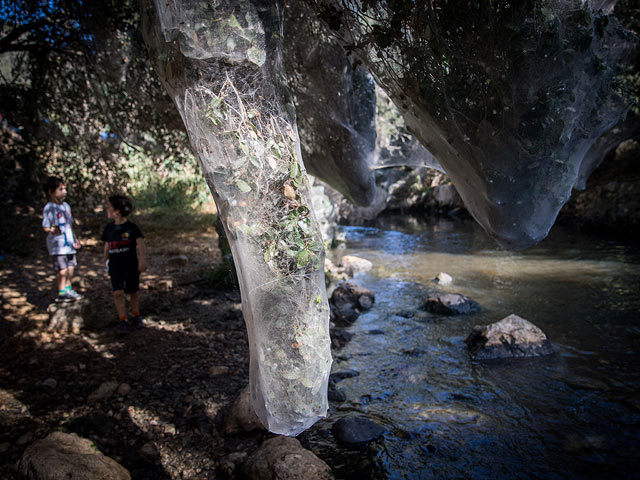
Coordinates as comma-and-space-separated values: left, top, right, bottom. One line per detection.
142, 0, 331, 436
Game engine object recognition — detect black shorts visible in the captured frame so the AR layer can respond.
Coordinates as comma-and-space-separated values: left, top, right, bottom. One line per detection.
109, 263, 140, 294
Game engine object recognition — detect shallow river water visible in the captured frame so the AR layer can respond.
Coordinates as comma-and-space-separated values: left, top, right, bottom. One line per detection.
303, 215, 640, 480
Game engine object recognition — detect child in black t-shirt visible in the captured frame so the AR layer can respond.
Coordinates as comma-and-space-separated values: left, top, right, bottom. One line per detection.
102, 195, 147, 330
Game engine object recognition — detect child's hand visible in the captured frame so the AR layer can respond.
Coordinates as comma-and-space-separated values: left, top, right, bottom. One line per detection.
74, 239, 82, 250
138, 261, 147, 273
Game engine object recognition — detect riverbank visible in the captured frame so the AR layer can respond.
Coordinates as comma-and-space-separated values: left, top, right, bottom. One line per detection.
0, 210, 273, 479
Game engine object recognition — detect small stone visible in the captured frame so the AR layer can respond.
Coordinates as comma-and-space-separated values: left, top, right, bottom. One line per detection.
330, 370, 359, 382
424, 293, 478, 315
87, 381, 119, 404
358, 295, 373, 310
139, 441, 158, 458
433, 272, 453, 286
16, 432, 34, 446
340, 255, 373, 277
154, 279, 174, 291
0, 442, 10, 454
117, 383, 131, 396
224, 386, 265, 435
167, 255, 189, 268
325, 258, 349, 285
332, 416, 386, 444
330, 327, 354, 349
219, 452, 248, 478
41, 378, 57, 389
209, 365, 230, 376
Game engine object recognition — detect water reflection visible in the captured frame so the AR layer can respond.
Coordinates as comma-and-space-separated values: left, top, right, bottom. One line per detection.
309, 216, 640, 479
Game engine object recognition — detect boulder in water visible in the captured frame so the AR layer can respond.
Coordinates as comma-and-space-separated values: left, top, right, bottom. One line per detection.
424, 293, 478, 315
19, 432, 130, 480
331, 416, 386, 445
340, 255, 373, 277
241, 436, 334, 480
328, 387, 347, 402
330, 282, 375, 325
465, 314, 554, 360
330, 327, 353, 349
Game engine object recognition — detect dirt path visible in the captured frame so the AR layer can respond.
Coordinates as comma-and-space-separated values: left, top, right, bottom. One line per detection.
0, 217, 269, 479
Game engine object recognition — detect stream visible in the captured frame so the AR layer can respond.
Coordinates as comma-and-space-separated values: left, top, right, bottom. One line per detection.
302, 215, 640, 480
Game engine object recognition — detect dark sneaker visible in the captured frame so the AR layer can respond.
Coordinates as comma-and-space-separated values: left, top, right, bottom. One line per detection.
66, 289, 84, 300
55, 292, 75, 303
116, 320, 130, 335
130, 315, 144, 329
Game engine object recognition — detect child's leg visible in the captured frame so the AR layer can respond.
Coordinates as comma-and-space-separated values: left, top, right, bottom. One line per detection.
129, 292, 140, 316
65, 265, 74, 289
57, 268, 68, 292
113, 290, 127, 320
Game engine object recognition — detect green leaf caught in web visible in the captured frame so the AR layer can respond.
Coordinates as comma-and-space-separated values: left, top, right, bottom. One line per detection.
247, 46, 266, 67
236, 179, 252, 192
290, 162, 299, 179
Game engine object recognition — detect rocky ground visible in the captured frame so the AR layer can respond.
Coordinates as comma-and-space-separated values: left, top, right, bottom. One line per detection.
0, 214, 277, 479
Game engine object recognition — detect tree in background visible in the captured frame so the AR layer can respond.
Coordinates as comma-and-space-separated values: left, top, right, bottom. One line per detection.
0, 0, 205, 220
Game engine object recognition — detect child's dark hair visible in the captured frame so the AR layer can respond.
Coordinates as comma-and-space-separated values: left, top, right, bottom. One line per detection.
44, 176, 64, 196
108, 195, 133, 217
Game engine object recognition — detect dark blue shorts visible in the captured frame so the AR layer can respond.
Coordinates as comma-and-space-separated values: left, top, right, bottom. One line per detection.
109, 263, 140, 294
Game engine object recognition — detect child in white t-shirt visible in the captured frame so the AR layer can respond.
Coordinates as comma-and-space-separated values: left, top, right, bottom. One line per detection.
42, 176, 83, 302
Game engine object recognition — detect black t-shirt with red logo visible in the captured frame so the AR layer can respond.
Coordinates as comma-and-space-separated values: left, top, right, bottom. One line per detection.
102, 220, 143, 270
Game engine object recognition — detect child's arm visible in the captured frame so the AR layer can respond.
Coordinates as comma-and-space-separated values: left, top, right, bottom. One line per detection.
70, 208, 81, 249
103, 242, 109, 270
42, 208, 60, 235
137, 237, 147, 273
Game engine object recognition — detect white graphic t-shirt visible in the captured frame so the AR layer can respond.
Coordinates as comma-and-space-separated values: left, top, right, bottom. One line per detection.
42, 201, 76, 255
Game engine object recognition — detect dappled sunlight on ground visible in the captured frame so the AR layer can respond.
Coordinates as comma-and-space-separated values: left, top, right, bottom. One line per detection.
0, 216, 264, 480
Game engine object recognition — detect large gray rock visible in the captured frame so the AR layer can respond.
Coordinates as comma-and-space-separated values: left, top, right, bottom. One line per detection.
241, 436, 334, 480
465, 314, 554, 360
224, 385, 265, 435
19, 432, 130, 480
47, 299, 91, 334
424, 293, 478, 315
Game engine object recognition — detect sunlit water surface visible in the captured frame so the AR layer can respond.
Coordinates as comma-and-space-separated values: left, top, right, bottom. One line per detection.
302, 215, 640, 480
